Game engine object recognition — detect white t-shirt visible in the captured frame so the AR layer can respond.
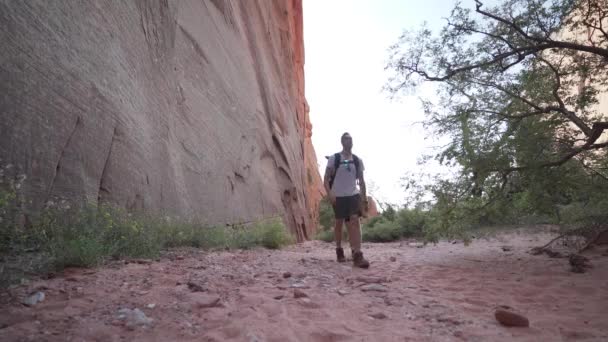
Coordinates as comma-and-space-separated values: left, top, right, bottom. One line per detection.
326, 153, 365, 197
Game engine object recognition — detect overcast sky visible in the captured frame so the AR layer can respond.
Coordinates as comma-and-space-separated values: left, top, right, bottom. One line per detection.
303, 0, 455, 206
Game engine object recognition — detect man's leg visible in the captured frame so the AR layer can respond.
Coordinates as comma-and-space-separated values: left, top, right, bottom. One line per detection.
347, 196, 369, 268
334, 219, 346, 262
334, 219, 344, 247
346, 215, 361, 252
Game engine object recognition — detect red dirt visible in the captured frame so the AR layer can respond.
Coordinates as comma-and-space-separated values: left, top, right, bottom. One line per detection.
2, 228, 607, 341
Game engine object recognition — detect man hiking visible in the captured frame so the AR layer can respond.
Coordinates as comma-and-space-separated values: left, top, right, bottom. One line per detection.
324, 132, 370, 268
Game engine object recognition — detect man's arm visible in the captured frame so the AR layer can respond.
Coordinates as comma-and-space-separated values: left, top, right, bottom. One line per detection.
323, 158, 336, 204
358, 171, 367, 203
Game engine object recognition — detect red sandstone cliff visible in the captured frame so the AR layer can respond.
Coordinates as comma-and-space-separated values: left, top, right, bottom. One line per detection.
0, 0, 322, 240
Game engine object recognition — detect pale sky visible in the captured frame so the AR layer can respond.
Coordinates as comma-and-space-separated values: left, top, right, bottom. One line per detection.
303, 0, 455, 206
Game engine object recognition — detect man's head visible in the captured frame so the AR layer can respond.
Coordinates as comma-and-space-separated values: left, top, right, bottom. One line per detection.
341, 132, 353, 151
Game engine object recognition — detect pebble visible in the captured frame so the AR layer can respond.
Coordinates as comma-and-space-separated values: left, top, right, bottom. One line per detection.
283, 272, 292, 278
495, 308, 529, 327
117, 308, 153, 328
337, 289, 349, 296
294, 289, 308, 299
192, 294, 222, 309
389, 256, 397, 262
360, 284, 388, 292
22, 292, 45, 307
369, 312, 387, 319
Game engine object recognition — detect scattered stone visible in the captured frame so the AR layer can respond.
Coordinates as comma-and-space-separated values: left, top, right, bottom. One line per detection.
176, 256, 185, 260
529, 247, 544, 255
273, 295, 284, 300
408, 242, 424, 248
389, 256, 397, 262
437, 316, 461, 325
294, 289, 308, 299
495, 308, 529, 327
298, 298, 320, 309
289, 283, 309, 289
187, 281, 206, 292
146, 303, 156, 309
355, 276, 388, 284
22, 291, 45, 307
131, 259, 153, 265
190, 294, 222, 309
369, 312, 387, 319
117, 308, 153, 328
360, 284, 388, 292
501, 246, 513, 252
337, 289, 349, 296
282, 272, 292, 279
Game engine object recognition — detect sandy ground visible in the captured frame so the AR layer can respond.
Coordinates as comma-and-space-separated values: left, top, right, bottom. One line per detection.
2, 228, 608, 342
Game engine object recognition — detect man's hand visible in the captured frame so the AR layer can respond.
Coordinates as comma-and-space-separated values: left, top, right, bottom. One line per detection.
329, 193, 337, 205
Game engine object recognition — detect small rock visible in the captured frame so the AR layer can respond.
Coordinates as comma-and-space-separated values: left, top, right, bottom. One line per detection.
283, 272, 292, 279
294, 289, 308, 299
176, 256, 185, 260
360, 284, 388, 292
408, 242, 424, 248
273, 295, 284, 300
355, 276, 388, 284
495, 308, 529, 327
146, 303, 156, 309
187, 281, 206, 292
22, 292, 45, 307
117, 308, 153, 328
389, 256, 396, 262
298, 298, 320, 309
192, 294, 222, 309
438, 316, 461, 325
289, 283, 309, 289
337, 289, 349, 296
369, 312, 387, 319
501, 246, 513, 252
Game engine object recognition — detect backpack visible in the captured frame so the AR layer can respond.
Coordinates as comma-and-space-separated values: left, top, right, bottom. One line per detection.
329, 152, 360, 189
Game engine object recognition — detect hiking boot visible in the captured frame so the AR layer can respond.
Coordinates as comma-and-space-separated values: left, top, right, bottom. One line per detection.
353, 251, 370, 269
336, 247, 346, 263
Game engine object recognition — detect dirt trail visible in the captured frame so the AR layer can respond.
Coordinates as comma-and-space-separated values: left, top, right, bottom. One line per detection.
2, 228, 608, 341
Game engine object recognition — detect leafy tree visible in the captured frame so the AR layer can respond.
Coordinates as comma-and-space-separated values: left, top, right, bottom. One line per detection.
386, 0, 608, 225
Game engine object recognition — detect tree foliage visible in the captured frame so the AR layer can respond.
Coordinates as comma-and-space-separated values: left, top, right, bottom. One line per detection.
387, 0, 608, 228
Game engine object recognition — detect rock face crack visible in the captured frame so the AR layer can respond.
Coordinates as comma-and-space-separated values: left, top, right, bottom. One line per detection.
46, 116, 82, 203
98, 125, 118, 203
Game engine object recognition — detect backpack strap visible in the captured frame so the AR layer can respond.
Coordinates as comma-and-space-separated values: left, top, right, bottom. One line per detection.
329, 153, 341, 189
353, 154, 360, 178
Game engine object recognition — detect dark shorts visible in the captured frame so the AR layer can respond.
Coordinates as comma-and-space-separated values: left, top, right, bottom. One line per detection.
333, 194, 362, 221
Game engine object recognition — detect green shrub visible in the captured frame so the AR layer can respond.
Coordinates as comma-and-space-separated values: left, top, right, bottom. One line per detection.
1, 203, 293, 287
315, 229, 335, 242
318, 198, 335, 230
362, 219, 401, 242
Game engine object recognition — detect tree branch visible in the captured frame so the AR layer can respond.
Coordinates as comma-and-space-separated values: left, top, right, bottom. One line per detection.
475, 0, 608, 58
